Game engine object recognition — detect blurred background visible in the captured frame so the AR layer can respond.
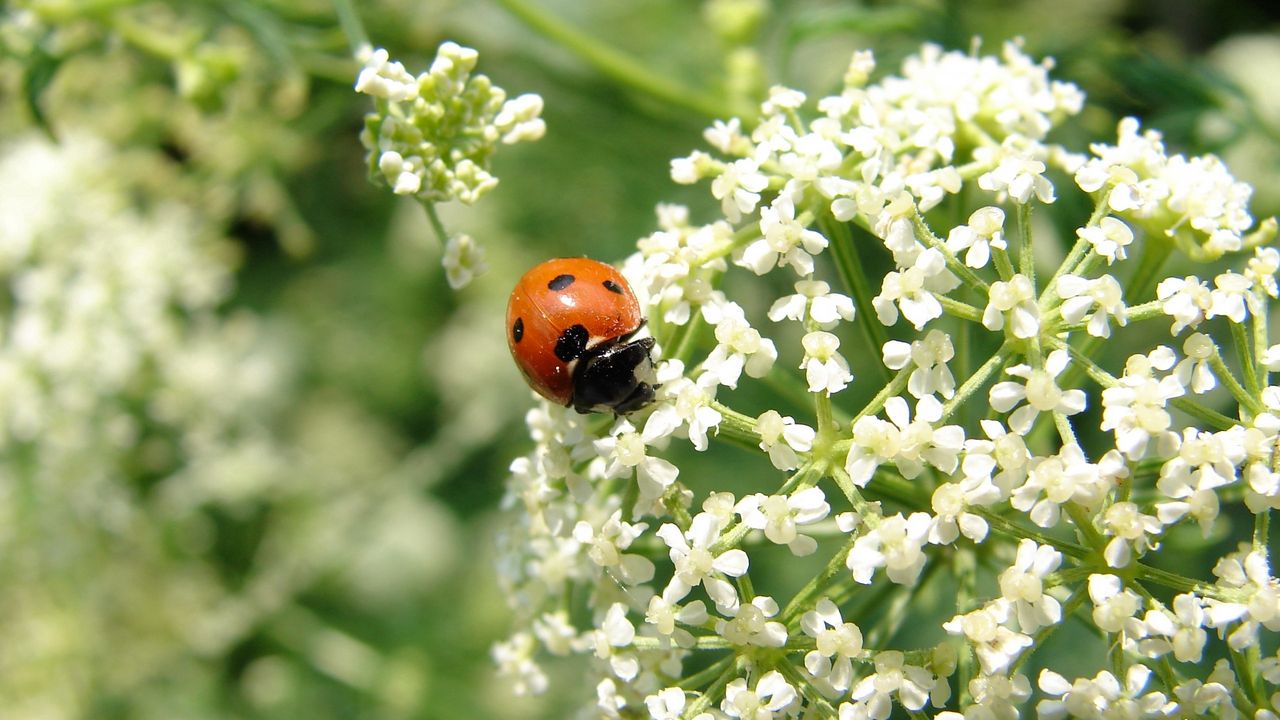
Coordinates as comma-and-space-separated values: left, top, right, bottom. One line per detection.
0, 0, 1277, 717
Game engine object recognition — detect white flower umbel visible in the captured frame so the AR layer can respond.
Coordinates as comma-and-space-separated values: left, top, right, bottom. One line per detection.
801, 598, 864, 694
801, 331, 853, 394
845, 650, 945, 719
1037, 665, 1172, 720
1076, 216, 1135, 264
882, 329, 957, 400
945, 206, 1007, 269
983, 274, 1040, 339
657, 512, 750, 614
873, 247, 961, 330
943, 601, 1033, 675
845, 395, 965, 486
739, 181, 829, 275
357, 42, 544, 205
768, 279, 855, 329
997, 539, 1064, 632
441, 232, 487, 289
735, 486, 830, 555
721, 670, 798, 720
847, 512, 933, 585
989, 350, 1086, 435
1057, 273, 1128, 338
715, 595, 788, 648
494, 36, 1279, 718
754, 410, 816, 471
703, 301, 779, 389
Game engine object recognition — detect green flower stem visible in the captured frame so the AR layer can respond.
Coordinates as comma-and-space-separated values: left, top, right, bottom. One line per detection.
822, 216, 891, 382
1209, 346, 1263, 417
1064, 503, 1106, 556
870, 468, 932, 507
1053, 411, 1079, 447
831, 465, 877, 517
953, 547, 977, 703
865, 557, 943, 648
1125, 237, 1175, 305
1016, 203, 1035, 288
680, 657, 739, 718
1230, 319, 1262, 400
419, 200, 448, 247
939, 341, 1012, 423
1256, 511, 1270, 557
848, 366, 913, 427
1048, 336, 1238, 431
712, 401, 759, 446
781, 534, 857, 625
493, 0, 741, 121
938, 295, 984, 323
670, 312, 707, 366
991, 246, 1017, 283
678, 654, 735, 690
1010, 584, 1089, 675
710, 463, 821, 554
761, 367, 849, 425
912, 211, 991, 293
1229, 645, 1266, 714
1133, 562, 1221, 597
778, 661, 840, 718
699, 223, 763, 265
975, 508, 1088, 560
328, 0, 369, 53
1254, 288, 1271, 392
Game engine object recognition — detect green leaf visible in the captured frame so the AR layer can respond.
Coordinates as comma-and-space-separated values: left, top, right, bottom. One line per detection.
22, 38, 62, 140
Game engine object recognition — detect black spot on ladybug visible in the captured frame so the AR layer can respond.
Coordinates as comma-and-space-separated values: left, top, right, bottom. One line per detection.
548, 274, 575, 291
602, 279, 623, 294
554, 324, 589, 362
512, 317, 524, 343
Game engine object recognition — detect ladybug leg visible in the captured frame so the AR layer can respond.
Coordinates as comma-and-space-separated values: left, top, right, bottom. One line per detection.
571, 337, 656, 414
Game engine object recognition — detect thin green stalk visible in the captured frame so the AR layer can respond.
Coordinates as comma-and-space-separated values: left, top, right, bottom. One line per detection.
329, 0, 369, 52
681, 659, 740, 717
1048, 336, 1238, 431
940, 341, 1012, 423
850, 366, 912, 425
1254, 288, 1270, 392
938, 295, 984, 323
1017, 203, 1035, 288
1208, 348, 1263, 417
823, 216, 891, 382
1230, 319, 1262, 399
1010, 584, 1089, 674
912, 212, 991, 293
419, 200, 449, 246
782, 534, 857, 624
778, 661, 840, 718
991, 246, 1017, 283
493, 0, 739, 120
975, 508, 1089, 560
678, 655, 735, 690
865, 558, 943, 648
1125, 238, 1174, 305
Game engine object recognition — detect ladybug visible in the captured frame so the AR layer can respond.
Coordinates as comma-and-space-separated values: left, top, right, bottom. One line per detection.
507, 258, 656, 414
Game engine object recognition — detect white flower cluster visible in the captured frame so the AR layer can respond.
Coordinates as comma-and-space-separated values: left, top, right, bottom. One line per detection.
357, 42, 544, 204
494, 40, 1280, 720
0, 134, 295, 708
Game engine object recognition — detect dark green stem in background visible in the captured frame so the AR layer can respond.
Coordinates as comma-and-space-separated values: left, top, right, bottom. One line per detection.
493, 0, 741, 121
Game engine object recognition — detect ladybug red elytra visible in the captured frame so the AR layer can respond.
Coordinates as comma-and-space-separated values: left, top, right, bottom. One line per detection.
506, 258, 656, 414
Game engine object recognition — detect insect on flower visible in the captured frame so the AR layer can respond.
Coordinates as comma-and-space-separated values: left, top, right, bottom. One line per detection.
507, 258, 657, 414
